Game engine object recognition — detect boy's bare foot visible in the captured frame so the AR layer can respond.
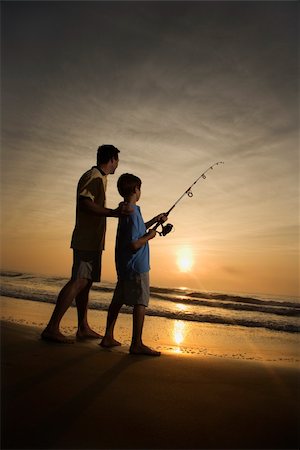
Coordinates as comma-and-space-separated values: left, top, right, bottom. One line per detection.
100, 336, 122, 348
76, 328, 102, 340
129, 344, 161, 356
41, 329, 74, 344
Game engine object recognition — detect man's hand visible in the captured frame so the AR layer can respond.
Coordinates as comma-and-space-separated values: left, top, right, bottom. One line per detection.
113, 202, 133, 217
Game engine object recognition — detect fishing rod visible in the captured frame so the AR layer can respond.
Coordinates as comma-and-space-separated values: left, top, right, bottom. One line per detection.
153, 161, 224, 236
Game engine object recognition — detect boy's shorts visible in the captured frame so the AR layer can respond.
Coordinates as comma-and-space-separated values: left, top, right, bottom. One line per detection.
112, 272, 150, 307
71, 250, 102, 282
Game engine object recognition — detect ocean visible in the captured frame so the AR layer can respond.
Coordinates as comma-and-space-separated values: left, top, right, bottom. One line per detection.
1, 270, 299, 335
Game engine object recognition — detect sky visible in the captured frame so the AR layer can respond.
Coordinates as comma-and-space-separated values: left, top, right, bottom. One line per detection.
1, 1, 299, 297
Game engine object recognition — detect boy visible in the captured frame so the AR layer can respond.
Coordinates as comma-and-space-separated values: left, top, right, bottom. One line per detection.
100, 173, 167, 356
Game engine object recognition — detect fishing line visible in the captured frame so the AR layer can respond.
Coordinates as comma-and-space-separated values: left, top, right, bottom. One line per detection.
153, 161, 224, 236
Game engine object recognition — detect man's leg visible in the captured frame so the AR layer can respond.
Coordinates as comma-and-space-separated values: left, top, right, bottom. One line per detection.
41, 278, 89, 343
75, 280, 101, 339
130, 305, 160, 356
100, 300, 123, 347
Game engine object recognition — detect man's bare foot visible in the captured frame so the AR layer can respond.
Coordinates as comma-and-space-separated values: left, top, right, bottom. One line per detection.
129, 344, 161, 356
76, 328, 102, 340
41, 329, 74, 344
100, 336, 122, 348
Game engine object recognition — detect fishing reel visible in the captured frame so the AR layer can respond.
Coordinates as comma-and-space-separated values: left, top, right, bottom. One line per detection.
156, 223, 174, 237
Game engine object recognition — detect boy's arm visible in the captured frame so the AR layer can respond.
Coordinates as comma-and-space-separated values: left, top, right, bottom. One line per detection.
145, 213, 168, 229
131, 229, 157, 252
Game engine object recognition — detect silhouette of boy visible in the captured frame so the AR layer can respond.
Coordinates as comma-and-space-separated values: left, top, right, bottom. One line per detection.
101, 173, 167, 355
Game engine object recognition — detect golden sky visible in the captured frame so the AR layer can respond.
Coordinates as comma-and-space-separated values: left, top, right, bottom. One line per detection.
1, 1, 299, 297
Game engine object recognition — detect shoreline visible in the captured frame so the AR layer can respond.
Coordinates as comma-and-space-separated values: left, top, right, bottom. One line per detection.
1, 295, 299, 366
1, 320, 300, 449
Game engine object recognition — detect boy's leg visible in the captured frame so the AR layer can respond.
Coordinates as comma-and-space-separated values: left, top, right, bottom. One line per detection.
41, 278, 89, 343
75, 280, 101, 339
100, 300, 123, 347
130, 305, 161, 356
131, 304, 145, 347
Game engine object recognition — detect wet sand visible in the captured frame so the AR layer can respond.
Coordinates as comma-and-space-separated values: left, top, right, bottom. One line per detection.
1, 295, 299, 364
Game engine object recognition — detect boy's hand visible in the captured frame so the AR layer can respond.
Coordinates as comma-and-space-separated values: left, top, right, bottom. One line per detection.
155, 213, 168, 224
147, 229, 157, 240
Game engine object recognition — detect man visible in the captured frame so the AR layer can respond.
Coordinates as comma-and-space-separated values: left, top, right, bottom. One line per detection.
41, 144, 131, 343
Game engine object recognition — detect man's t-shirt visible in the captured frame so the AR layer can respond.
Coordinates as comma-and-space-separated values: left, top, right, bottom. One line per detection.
115, 204, 150, 279
71, 167, 107, 251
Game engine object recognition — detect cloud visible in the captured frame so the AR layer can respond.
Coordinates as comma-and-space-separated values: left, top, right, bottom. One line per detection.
1, 1, 298, 295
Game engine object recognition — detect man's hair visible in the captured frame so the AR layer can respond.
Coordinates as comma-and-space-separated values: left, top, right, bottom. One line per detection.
97, 144, 120, 165
117, 173, 141, 198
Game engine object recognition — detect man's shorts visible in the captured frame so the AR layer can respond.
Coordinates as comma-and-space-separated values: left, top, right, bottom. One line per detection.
71, 250, 102, 282
112, 272, 150, 307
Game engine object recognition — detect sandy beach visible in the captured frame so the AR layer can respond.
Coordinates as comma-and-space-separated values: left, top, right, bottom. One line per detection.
1, 297, 300, 450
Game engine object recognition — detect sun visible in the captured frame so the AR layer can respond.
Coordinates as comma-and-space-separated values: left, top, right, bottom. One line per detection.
178, 256, 193, 272
177, 248, 194, 272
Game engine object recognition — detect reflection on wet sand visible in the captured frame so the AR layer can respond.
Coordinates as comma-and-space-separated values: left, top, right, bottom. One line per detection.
173, 319, 186, 353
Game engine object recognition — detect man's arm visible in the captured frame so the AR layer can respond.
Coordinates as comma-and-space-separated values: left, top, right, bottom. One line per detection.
79, 198, 132, 217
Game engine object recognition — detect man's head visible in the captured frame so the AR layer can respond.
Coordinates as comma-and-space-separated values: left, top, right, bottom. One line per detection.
97, 144, 120, 174
117, 173, 142, 201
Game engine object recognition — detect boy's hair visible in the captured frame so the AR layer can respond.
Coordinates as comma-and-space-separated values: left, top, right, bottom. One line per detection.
117, 173, 141, 198
97, 144, 120, 165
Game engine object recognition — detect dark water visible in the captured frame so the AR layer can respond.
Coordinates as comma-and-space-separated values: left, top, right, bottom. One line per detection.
1, 271, 299, 334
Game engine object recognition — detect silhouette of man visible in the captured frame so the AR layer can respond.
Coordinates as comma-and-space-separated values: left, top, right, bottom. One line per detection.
42, 144, 131, 343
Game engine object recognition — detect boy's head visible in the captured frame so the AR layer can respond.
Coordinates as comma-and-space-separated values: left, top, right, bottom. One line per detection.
117, 173, 142, 200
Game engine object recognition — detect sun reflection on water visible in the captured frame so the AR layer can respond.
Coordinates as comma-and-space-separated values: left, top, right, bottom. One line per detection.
176, 302, 187, 312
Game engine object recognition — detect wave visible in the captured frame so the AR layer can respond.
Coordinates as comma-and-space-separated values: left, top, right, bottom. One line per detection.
1, 271, 299, 334
1, 271, 25, 278
1, 288, 299, 334
151, 290, 300, 309
150, 293, 300, 318
1, 284, 298, 318
0, 289, 57, 305
92, 286, 300, 316
142, 308, 300, 334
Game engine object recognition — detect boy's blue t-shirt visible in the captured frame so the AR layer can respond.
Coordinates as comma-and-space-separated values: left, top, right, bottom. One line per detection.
115, 204, 150, 279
